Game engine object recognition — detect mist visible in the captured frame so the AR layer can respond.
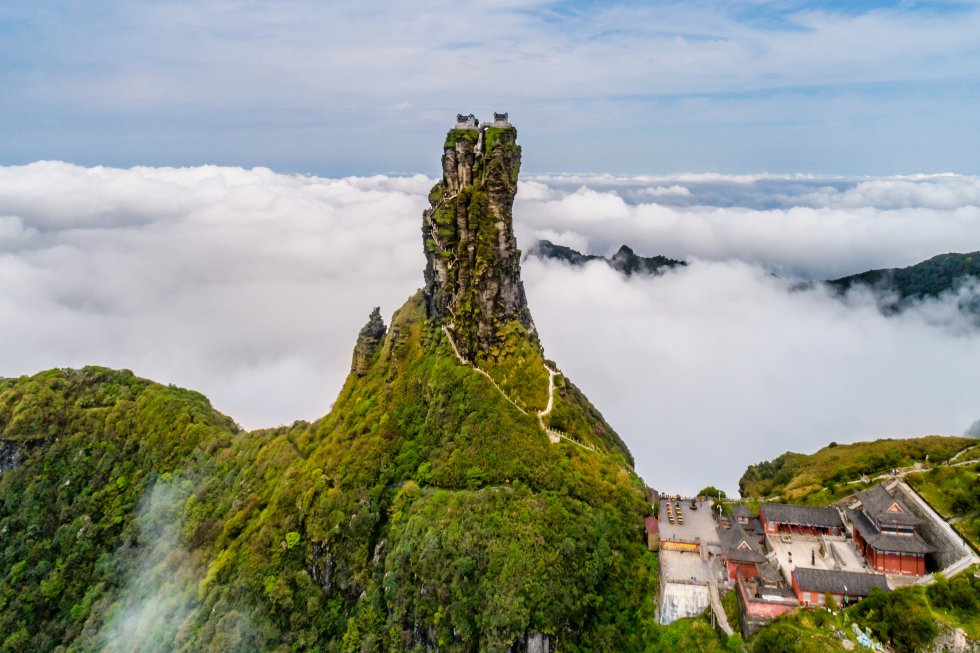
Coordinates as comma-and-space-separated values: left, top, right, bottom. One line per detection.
1, 162, 978, 494
80, 479, 256, 652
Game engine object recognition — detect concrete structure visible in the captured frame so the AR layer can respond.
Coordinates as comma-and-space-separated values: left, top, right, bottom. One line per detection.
760, 503, 845, 536
791, 567, 889, 607
659, 497, 721, 548
659, 576, 711, 624
657, 497, 719, 624
848, 484, 933, 576
735, 572, 797, 636
492, 111, 511, 126
767, 530, 869, 583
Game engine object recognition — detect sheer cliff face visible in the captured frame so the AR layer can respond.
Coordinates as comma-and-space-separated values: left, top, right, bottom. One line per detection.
422, 125, 536, 360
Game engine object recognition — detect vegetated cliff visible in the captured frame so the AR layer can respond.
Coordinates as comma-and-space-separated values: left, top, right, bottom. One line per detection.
826, 251, 980, 318
528, 240, 685, 277
424, 125, 533, 360
0, 119, 655, 652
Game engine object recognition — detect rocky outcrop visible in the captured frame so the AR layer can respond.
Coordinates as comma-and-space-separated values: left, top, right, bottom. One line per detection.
528, 239, 685, 277
609, 244, 684, 276
423, 120, 536, 361
508, 631, 556, 653
0, 440, 24, 472
929, 626, 979, 653
350, 307, 387, 376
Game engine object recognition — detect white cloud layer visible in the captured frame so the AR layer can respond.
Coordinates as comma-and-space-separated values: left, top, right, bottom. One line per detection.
1, 163, 978, 494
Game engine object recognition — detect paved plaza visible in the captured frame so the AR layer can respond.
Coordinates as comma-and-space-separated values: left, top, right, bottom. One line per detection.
767, 533, 870, 582
659, 497, 721, 547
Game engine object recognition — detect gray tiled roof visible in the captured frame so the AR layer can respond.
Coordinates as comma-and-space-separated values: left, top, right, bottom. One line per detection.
761, 502, 844, 530
758, 560, 784, 586
721, 522, 767, 563
854, 484, 921, 528
848, 508, 934, 555
794, 567, 889, 596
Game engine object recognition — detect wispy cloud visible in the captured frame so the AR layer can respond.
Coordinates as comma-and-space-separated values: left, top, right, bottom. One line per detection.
2, 1, 980, 173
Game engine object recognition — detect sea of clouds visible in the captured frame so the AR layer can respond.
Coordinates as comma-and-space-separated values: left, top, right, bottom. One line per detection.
1, 162, 978, 493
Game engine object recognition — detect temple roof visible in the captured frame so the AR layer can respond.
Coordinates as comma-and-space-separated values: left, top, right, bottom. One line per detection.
733, 504, 753, 519
854, 484, 921, 528
794, 567, 889, 597
721, 521, 767, 564
848, 508, 935, 554
761, 502, 844, 530
758, 560, 784, 586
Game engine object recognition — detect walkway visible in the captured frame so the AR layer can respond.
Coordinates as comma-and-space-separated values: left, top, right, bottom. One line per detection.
440, 325, 601, 455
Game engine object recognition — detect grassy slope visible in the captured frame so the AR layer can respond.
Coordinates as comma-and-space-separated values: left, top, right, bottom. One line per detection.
0, 293, 656, 652
906, 461, 980, 550
738, 436, 976, 502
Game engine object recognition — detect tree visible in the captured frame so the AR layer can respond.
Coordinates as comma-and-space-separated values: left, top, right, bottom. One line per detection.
698, 486, 727, 500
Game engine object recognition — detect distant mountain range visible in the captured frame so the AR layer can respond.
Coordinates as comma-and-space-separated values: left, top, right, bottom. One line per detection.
529, 241, 979, 316
526, 239, 685, 276
827, 251, 980, 310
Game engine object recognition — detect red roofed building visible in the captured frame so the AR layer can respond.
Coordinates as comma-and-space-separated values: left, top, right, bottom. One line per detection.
720, 521, 767, 581
644, 515, 660, 551
760, 503, 845, 537
848, 484, 933, 576
792, 568, 889, 607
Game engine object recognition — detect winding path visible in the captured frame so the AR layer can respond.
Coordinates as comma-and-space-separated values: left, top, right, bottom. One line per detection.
430, 189, 601, 456
440, 326, 600, 454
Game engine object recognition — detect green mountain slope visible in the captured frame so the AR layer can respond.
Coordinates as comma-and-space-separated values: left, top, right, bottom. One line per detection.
738, 435, 975, 502
827, 251, 980, 314
0, 119, 657, 652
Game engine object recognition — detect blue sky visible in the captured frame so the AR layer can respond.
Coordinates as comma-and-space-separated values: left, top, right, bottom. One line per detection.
3, 0, 980, 176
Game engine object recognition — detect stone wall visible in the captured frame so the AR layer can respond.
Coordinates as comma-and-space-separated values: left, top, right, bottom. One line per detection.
890, 481, 977, 571
659, 581, 711, 624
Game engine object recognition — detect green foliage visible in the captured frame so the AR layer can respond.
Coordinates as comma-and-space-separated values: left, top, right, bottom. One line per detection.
749, 609, 858, 652
851, 586, 938, 653
926, 569, 980, 638
545, 374, 633, 465
443, 128, 479, 149
906, 463, 980, 549
738, 436, 975, 501
698, 486, 727, 500
643, 616, 732, 652
828, 251, 980, 314
720, 589, 740, 636
0, 367, 244, 651
475, 320, 549, 413
483, 126, 515, 155
0, 293, 657, 651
